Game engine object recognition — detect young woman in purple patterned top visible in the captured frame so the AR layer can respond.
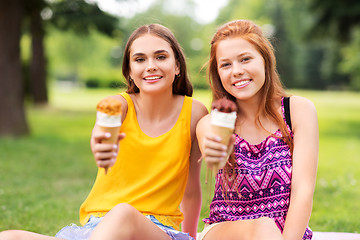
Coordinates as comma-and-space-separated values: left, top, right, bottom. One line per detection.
196, 20, 319, 240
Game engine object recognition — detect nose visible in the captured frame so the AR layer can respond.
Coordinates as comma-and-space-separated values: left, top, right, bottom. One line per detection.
232, 62, 244, 77
146, 59, 158, 72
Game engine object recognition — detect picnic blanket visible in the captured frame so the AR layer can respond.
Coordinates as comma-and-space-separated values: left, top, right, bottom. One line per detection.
313, 232, 360, 240
196, 232, 360, 240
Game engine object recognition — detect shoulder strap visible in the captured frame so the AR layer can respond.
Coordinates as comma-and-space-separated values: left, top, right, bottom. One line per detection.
283, 97, 292, 131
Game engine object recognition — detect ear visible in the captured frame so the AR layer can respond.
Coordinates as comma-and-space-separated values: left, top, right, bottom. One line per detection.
175, 61, 180, 75
129, 69, 133, 81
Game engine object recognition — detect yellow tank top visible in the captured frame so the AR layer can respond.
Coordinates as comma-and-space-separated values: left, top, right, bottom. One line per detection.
79, 93, 192, 230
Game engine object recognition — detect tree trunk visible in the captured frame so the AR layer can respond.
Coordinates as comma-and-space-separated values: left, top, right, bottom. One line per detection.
0, 0, 29, 136
30, 6, 48, 104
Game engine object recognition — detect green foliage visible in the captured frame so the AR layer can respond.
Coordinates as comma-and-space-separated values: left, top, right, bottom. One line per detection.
339, 29, 360, 90
34, 0, 360, 92
119, 2, 211, 90
1, 89, 360, 233
211, 0, 359, 90
216, 0, 270, 24
309, 0, 360, 42
49, 0, 119, 37
45, 27, 124, 88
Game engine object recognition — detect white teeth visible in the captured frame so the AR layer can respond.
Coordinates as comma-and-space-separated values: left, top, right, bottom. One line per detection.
145, 76, 161, 80
234, 80, 250, 87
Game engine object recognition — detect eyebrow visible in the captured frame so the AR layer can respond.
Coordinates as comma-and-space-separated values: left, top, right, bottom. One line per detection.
218, 52, 251, 62
131, 49, 169, 58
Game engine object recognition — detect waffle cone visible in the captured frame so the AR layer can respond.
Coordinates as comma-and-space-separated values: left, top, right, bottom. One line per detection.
98, 125, 120, 144
97, 125, 120, 174
211, 124, 234, 175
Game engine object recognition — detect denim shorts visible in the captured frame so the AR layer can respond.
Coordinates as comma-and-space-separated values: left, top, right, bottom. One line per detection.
55, 215, 194, 240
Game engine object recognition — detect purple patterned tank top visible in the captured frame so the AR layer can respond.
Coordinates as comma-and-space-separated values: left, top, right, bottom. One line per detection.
203, 98, 313, 239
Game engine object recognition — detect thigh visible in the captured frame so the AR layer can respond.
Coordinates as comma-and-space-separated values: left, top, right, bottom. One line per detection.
203, 217, 282, 240
89, 204, 171, 240
0, 230, 61, 240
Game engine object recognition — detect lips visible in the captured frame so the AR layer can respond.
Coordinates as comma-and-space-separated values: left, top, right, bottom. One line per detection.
144, 75, 162, 82
233, 79, 251, 88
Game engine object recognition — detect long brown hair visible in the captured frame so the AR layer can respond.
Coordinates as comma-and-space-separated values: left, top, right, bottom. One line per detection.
208, 20, 293, 175
122, 24, 193, 96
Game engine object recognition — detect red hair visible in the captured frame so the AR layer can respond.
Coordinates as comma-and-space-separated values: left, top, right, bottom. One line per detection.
208, 20, 293, 177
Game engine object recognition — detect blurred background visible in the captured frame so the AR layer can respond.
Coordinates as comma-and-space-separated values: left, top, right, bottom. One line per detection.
1, 0, 360, 136
0, 0, 359, 235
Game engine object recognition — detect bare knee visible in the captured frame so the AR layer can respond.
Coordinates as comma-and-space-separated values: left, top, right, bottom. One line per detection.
91, 203, 140, 239
110, 203, 139, 222
0, 230, 28, 240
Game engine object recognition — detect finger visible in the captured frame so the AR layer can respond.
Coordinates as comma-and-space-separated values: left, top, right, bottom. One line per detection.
203, 139, 227, 152
95, 150, 117, 161
203, 147, 227, 159
96, 157, 116, 169
116, 132, 125, 144
229, 134, 236, 144
118, 132, 126, 141
205, 133, 224, 142
93, 143, 118, 154
93, 131, 111, 144
204, 156, 226, 164
225, 134, 236, 155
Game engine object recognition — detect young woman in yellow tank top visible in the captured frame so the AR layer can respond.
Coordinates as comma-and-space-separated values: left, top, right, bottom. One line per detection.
0, 24, 207, 240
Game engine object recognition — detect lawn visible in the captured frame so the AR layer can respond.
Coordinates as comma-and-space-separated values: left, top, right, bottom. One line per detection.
0, 87, 359, 235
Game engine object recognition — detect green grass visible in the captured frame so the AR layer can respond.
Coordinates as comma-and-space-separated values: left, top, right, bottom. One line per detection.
0, 88, 359, 234
292, 90, 360, 232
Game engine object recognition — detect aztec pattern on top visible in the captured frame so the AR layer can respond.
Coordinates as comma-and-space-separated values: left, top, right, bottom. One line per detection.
203, 98, 313, 240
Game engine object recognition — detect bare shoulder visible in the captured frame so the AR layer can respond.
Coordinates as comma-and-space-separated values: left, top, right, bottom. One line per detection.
190, 99, 208, 140
290, 95, 317, 114
289, 95, 318, 130
191, 98, 209, 122
197, 113, 211, 130
113, 93, 127, 105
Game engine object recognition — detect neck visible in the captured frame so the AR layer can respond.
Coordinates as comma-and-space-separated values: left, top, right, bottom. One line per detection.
236, 96, 262, 122
133, 90, 177, 120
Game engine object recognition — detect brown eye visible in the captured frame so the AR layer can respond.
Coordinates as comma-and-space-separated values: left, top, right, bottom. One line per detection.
220, 63, 231, 68
135, 58, 145, 62
241, 57, 251, 62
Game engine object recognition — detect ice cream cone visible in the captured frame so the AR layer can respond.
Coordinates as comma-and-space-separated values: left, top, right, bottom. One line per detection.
211, 124, 234, 146
96, 97, 122, 175
210, 108, 237, 175
98, 126, 121, 144
97, 125, 121, 175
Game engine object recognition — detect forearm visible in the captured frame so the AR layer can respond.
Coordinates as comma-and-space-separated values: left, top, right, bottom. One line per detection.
181, 191, 201, 239
282, 189, 314, 240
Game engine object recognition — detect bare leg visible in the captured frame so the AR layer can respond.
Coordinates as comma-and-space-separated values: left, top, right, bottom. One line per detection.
203, 217, 283, 240
0, 230, 62, 240
89, 203, 171, 240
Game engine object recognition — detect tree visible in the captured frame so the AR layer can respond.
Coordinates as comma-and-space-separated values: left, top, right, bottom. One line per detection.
24, 0, 49, 104
309, 0, 360, 42
308, 0, 360, 90
23, 0, 120, 105
0, 0, 29, 136
0, 0, 120, 137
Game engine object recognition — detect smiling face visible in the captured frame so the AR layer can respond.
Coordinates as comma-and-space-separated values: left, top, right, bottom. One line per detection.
216, 37, 265, 102
129, 33, 180, 94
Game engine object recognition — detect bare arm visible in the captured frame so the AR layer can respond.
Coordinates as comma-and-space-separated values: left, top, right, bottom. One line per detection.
90, 95, 128, 169
181, 99, 208, 239
196, 114, 232, 170
180, 137, 202, 239
282, 96, 319, 240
